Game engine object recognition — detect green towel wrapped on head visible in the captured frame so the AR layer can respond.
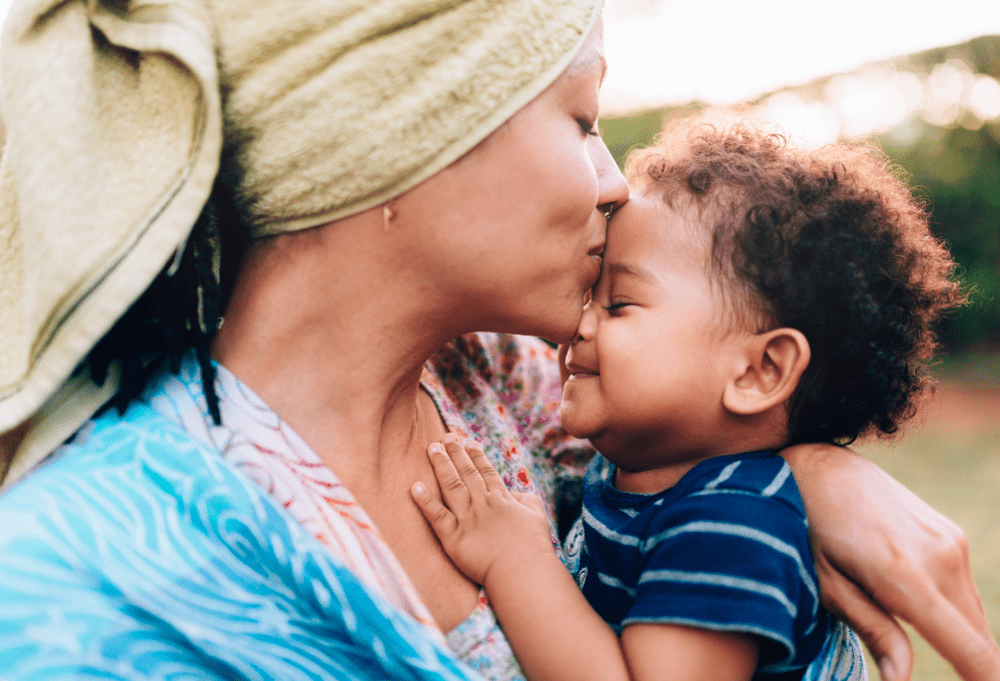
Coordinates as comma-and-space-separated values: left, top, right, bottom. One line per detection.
0, 0, 599, 484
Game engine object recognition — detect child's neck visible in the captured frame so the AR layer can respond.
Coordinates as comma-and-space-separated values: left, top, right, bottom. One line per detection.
614, 458, 710, 494
613, 430, 788, 495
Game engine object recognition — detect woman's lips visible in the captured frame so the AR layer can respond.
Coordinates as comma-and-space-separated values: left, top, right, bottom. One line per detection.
586, 253, 603, 287
588, 239, 606, 260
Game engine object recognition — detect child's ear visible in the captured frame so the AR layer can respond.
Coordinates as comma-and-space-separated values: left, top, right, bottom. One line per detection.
723, 328, 811, 416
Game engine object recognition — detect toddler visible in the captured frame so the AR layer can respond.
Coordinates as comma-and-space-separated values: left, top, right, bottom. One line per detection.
411, 116, 964, 681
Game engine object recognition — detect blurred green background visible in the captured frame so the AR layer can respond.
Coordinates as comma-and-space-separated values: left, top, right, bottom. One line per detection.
599, 34, 999, 680
856, 357, 1000, 680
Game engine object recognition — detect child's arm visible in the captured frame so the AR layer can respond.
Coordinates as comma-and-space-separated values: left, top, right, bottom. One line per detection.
410, 437, 758, 681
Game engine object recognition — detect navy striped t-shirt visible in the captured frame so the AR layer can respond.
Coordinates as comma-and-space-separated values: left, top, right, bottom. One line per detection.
564, 451, 830, 679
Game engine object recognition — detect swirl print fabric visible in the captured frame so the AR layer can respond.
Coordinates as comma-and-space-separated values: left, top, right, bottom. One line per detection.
0, 403, 478, 680
802, 617, 868, 681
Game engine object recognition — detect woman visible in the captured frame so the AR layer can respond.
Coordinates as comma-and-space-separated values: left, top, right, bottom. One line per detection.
0, 0, 995, 679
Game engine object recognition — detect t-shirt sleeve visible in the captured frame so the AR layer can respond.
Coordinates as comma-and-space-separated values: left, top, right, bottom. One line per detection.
625, 490, 821, 667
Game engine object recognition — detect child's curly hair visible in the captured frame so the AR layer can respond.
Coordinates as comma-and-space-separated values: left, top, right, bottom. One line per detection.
626, 115, 966, 445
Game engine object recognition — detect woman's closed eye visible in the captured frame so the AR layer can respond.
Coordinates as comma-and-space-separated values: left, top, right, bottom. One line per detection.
577, 118, 600, 137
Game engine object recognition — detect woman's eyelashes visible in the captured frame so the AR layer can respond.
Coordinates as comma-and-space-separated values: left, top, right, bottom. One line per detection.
577, 118, 600, 137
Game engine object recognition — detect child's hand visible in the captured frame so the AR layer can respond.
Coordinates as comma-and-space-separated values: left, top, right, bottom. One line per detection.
410, 436, 555, 588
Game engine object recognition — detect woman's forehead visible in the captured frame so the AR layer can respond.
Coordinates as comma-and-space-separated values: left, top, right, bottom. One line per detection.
566, 21, 607, 79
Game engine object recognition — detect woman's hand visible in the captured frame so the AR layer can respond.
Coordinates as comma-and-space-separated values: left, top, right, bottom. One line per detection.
411, 435, 554, 588
781, 443, 1000, 681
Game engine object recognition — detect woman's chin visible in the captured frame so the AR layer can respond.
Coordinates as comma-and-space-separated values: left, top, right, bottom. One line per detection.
535, 297, 588, 344
535, 324, 576, 347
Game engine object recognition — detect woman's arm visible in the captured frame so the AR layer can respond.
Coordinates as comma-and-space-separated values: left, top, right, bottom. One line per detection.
781, 443, 1000, 681
410, 437, 757, 681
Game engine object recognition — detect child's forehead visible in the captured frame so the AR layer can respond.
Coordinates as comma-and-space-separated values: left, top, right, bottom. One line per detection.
606, 192, 755, 330
609, 192, 712, 265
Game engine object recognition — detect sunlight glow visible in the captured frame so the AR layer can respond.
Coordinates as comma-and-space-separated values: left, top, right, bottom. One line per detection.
602, 0, 1000, 116
754, 59, 1000, 147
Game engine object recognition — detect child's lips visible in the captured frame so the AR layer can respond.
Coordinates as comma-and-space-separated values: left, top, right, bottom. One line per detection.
564, 364, 598, 379
562, 352, 597, 380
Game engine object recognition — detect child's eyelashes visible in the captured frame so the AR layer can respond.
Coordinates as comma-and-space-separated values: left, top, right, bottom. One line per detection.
604, 301, 631, 315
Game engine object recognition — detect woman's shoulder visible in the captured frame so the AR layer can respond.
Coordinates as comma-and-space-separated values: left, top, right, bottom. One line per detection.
0, 404, 477, 681
0, 403, 231, 557
1, 403, 197, 498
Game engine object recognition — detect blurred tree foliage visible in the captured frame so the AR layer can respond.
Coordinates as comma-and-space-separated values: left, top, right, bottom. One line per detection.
601, 108, 1000, 352
885, 125, 1000, 350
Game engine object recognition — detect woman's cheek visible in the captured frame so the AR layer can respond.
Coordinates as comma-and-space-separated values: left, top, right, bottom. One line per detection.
533, 288, 586, 345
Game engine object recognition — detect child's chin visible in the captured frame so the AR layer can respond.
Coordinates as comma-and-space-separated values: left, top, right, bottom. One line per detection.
557, 404, 586, 439
558, 407, 598, 443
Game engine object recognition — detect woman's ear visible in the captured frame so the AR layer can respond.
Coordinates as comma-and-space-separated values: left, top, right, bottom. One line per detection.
723, 328, 811, 416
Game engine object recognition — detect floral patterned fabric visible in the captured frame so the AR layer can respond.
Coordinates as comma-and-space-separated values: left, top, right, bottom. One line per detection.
423, 334, 593, 543
423, 336, 597, 679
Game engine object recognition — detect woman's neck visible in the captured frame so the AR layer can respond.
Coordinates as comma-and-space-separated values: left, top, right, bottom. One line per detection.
212, 212, 459, 486
211, 211, 487, 630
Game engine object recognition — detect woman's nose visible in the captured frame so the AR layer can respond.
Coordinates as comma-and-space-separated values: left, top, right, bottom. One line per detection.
574, 298, 599, 343
588, 135, 629, 216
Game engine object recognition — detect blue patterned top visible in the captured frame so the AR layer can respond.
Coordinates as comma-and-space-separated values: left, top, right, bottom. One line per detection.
0, 402, 477, 680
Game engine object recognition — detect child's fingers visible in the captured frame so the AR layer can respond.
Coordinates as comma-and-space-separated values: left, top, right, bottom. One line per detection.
463, 441, 508, 495
427, 442, 471, 511
441, 436, 488, 496
512, 490, 546, 515
410, 481, 458, 539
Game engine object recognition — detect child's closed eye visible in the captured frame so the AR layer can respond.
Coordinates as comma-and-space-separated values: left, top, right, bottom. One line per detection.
604, 301, 632, 315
